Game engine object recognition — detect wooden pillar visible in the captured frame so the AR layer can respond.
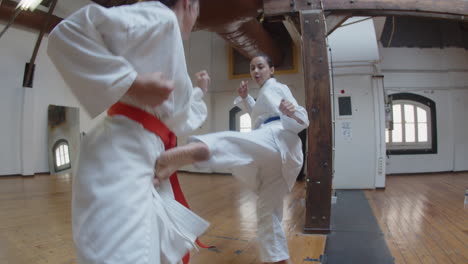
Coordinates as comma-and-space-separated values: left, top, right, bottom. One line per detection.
300, 10, 333, 234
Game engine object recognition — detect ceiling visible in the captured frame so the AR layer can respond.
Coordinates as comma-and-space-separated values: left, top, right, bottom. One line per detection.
45, 0, 91, 18
12, 0, 287, 67
2, 0, 467, 69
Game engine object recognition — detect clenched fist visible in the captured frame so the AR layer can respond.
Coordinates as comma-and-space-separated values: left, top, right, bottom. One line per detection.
195, 70, 210, 93
279, 99, 305, 125
238, 80, 249, 99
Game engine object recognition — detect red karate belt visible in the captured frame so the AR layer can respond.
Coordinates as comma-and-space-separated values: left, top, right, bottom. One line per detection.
108, 102, 212, 264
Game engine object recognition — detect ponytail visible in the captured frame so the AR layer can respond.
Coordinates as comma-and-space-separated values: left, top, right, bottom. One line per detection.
138, 0, 198, 8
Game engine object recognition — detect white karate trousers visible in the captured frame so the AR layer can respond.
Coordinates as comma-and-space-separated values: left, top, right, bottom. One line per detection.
73, 115, 208, 264
190, 122, 290, 262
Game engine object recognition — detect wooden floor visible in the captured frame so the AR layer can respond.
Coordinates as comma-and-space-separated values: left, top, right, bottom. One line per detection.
3, 171, 465, 264
0, 172, 325, 264
365, 172, 468, 264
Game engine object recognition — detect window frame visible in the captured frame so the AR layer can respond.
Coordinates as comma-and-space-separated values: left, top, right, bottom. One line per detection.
386, 93, 437, 155
387, 100, 432, 148
229, 106, 242, 131
229, 106, 253, 132
53, 139, 71, 172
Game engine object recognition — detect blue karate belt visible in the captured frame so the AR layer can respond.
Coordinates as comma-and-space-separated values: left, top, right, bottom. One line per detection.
263, 116, 280, 124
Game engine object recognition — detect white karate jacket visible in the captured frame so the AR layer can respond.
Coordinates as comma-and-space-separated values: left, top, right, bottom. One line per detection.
234, 78, 310, 190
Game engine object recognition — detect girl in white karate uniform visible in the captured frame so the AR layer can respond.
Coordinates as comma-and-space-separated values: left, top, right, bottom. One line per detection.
156, 55, 310, 264
47, 0, 212, 263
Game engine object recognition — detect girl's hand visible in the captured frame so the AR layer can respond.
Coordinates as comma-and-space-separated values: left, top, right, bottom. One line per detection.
238, 80, 249, 99
195, 70, 210, 93
280, 99, 305, 125
279, 99, 296, 117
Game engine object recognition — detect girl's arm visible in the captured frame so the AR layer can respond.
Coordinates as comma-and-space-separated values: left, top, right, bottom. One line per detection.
278, 85, 310, 133
233, 80, 255, 113
47, 5, 138, 118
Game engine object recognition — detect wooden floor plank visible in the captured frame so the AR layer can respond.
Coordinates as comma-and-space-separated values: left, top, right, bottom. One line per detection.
367, 192, 407, 264
394, 176, 468, 263
0, 172, 325, 264
366, 172, 468, 264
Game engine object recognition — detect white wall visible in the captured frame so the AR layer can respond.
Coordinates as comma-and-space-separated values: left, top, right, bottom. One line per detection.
381, 47, 468, 174
0, 25, 100, 175
0, 25, 24, 175
332, 75, 378, 189
328, 17, 380, 64
327, 17, 384, 189
181, 31, 214, 136
452, 90, 468, 171
328, 41, 468, 184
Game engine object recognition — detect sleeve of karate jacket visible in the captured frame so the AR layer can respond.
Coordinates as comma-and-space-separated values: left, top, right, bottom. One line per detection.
233, 95, 256, 114
47, 5, 137, 118
169, 83, 208, 136
278, 84, 310, 133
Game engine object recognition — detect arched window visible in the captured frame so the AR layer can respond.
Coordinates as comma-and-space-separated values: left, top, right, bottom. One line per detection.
239, 113, 252, 132
229, 106, 252, 132
386, 93, 437, 154
53, 139, 71, 172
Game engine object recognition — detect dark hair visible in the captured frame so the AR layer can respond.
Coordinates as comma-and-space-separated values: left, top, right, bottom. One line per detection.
158, 0, 177, 7
253, 53, 274, 68
158, 0, 197, 7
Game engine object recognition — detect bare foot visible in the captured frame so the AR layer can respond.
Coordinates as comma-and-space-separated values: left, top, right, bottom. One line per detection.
154, 142, 210, 186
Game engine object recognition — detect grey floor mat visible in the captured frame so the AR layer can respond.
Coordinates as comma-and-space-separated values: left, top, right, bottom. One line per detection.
323, 190, 394, 264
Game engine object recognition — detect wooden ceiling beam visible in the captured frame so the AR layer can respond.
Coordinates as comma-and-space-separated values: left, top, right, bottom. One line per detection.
345, 10, 467, 21
0, 0, 62, 34
216, 19, 284, 66
263, 0, 468, 21
325, 13, 351, 35
263, 0, 320, 16
322, 0, 468, 17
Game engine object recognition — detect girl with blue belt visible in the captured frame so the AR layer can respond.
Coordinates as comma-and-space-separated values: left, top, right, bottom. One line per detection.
157, 54, 309, 264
